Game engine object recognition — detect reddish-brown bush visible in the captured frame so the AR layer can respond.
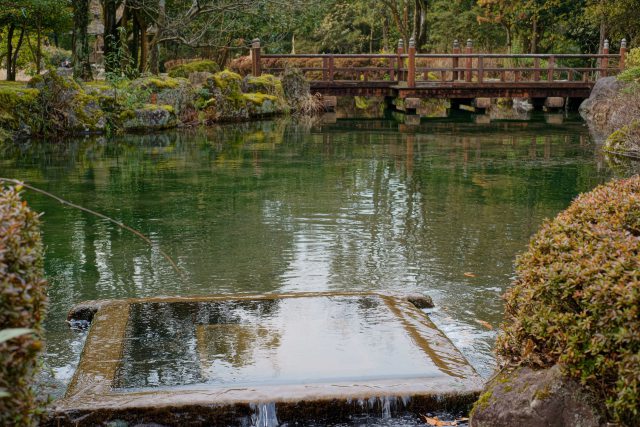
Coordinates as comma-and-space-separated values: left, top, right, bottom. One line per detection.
0, 185, 47, 426
497, 176, 640, 424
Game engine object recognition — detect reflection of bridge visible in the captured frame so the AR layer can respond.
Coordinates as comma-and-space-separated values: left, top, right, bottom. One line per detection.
250, 38, 627, 107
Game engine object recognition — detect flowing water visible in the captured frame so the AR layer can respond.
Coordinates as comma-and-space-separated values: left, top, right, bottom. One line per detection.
0, 114, 624, 423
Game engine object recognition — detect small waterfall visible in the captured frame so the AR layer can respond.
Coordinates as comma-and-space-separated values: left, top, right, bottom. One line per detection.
358, 396, 412, 419
250, 402, 279, 427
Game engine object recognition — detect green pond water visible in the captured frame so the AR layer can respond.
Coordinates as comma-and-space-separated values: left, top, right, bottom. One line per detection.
0, 115, 624, 404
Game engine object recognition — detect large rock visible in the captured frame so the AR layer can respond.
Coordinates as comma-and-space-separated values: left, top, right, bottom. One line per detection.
579, 77, 624, 140
128, 76, 195, 122
470, 366, 605, 427
28, 71, 106, 134
120, 105, 178, 132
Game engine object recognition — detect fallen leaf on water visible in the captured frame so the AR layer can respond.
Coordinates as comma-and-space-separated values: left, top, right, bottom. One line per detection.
475, 319, 494, 330
420, 415, 457, 426
464, 272, 476, 278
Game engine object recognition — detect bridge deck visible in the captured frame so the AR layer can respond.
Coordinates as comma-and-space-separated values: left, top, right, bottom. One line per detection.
309, 80, 595, 99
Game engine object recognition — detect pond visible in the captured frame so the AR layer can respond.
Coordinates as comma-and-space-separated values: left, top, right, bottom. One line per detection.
0, 113, 621, 421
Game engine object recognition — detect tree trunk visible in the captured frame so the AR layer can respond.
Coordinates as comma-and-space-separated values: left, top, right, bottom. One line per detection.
530, 17, 538, 54
599, 20, 606, 53
9, 26, 25, 81
103, 0, 119, 73
131, 11, 140, 70
36, 25, 42, 74
149, 0, 166, 74
6, 24, 15, 81
73, 0, 93, 80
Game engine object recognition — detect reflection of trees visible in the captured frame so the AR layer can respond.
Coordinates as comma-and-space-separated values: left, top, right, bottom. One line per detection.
114, 300, 282, 388
0, 118, 617, 380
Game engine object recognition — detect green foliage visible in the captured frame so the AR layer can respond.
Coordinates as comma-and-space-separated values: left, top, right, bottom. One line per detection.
168, 60, 220, 78
0, 185, 47, 426
497, 176, 640, 424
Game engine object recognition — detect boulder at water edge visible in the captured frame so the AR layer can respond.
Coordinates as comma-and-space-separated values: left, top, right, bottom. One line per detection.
470, 365, 605, 427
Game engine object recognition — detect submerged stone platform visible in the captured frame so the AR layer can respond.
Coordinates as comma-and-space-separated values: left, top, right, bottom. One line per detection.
49, 292, 483, 426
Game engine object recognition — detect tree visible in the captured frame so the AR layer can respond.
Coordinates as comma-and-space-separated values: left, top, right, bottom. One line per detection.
73, 0, 93, 80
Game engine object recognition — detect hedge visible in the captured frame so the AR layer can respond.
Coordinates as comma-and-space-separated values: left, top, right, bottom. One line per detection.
497, 176, 640, 424
0, 185, 47, 426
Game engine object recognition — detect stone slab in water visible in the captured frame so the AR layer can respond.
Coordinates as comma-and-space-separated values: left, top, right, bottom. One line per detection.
50, 292, 483, 425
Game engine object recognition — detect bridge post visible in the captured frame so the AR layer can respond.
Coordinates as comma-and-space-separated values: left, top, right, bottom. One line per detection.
397, 39, 404, 82
251, 38, 261, 77
465, 39, 473, 83
620, 39, 627, 71
408, 37, 416, 88
601, 39, 609, 77
547, 55, 555, 81
452, 40, 460, 81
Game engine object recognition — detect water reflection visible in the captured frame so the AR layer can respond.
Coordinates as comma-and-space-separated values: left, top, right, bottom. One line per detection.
114, 296, 447, 390
0, 117, 621, 394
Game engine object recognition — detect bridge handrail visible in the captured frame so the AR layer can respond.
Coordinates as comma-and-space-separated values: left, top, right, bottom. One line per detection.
261, 53, 620, 59
249, 37, 628, 86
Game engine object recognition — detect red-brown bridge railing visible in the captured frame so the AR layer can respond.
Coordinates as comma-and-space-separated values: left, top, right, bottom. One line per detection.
250, 38, 627, 87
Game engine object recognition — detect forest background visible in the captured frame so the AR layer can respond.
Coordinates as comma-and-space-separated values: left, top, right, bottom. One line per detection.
0, 0, 638, 79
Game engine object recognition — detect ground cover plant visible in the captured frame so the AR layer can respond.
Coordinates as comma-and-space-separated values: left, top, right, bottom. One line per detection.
497, 176, 640, 424
0, 185, 47, 426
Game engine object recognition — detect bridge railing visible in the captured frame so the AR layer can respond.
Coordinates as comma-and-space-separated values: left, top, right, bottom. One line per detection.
250, 38, 627, 87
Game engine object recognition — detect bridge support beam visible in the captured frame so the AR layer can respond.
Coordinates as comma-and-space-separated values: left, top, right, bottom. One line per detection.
322, 96, 337, 112
544, 97, 565, 111
473, 98, 491, 112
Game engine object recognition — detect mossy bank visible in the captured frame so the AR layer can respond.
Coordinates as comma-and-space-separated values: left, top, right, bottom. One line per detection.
0, 69, 310, 143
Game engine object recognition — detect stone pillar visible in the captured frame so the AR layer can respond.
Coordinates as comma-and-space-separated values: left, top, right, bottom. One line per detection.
397, 39, 404, 82
620, 38, 627, 71
601, 39, 609, 77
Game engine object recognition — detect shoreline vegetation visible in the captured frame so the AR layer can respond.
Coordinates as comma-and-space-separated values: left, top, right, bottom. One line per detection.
0, 64, 321, 144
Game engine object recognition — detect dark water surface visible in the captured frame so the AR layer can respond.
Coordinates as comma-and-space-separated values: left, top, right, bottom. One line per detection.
0, 116, 618, 407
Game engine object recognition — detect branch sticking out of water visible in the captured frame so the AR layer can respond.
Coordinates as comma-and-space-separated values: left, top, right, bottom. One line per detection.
0, 177, 185, 280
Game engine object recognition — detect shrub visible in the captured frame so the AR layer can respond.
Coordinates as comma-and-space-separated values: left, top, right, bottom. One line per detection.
0, 185, 47, 426
496, 176, 640, 424
281, 68, 322, 115
168, 60, 220, 78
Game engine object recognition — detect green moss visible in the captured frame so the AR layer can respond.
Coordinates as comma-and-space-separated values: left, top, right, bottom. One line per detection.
168, 60, 220, 78
604, 120, 640, 154
211, 70, 243, 95
470, 390, 493, 417
534, 384, 551, 401
354, 96, 369, 109
243, 93, 277, 105
132, 76, 183, 91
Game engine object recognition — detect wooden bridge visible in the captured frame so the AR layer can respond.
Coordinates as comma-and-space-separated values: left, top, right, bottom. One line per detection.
249, 38, 627, 108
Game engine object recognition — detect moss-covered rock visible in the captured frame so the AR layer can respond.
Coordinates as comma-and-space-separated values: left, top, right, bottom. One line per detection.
470, 366, 605, 427
121, 104, 178, 132
168, 60, 220, 78
125, 76, 195, 123
27, 71, 106, 134
0, 84, 39, 139
208, 70, 244, 97
604, 120, 640, 157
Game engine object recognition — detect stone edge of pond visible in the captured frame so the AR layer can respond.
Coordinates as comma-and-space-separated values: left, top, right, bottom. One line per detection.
52, 292, 481, 426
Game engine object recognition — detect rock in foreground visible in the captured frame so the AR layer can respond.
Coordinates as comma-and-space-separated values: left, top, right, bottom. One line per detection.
470, 366, 605, 427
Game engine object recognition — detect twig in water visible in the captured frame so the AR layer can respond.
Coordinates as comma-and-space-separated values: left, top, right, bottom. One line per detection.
0, 177, 184, 280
